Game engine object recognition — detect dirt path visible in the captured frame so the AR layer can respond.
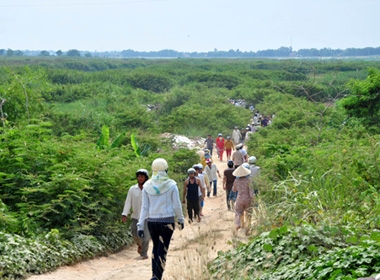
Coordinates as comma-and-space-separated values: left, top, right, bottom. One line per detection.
28, 152, 249, 280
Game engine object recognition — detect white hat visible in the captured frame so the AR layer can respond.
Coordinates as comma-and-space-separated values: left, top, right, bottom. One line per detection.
136, 169, 149, 178
152, 158, 168, 171
187, 168, 196, 174
232, 165, 251, 177
236, 143, 243, 149
248, 156, 257, 164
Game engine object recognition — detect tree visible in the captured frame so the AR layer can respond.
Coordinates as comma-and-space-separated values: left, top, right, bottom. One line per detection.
6, 49, 14, 56
14, 50, 23, 56
39, 50, 50, 57
56, 50, 63, 56
66, 49, 81, 57
340, 68, 380, 127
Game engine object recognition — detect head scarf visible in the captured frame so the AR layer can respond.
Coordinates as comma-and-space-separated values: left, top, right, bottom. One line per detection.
144, 170, 176, 195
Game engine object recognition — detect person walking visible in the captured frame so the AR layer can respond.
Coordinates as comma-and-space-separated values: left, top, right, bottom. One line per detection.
223, 160, 236, 211
122, 169, 150, 259
204, 135, 214, 156
205, 158, 221, 196
248, 156, 261, 205
232, 126, 242, 145
240, 128, 247, 144
201, 148, 211, 168
232, 143, 245, 168
193, 164, 207, 216
216, 133, 225, 161
198, 163, 211, 198
248, 156, 261, 181
137, 158, 184, 280
240, 144, 248, 163
232, 165, 254, 231
183, 168, 202, 223
224, 136, 235, 160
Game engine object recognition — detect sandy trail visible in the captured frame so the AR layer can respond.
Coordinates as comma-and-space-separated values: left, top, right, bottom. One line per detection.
28, 151, 249, 280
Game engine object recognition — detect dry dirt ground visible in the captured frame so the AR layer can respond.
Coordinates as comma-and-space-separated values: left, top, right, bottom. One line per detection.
27, 152, 250, 280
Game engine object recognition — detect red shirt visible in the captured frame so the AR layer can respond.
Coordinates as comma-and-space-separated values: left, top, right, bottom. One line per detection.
216, 137, 225, 149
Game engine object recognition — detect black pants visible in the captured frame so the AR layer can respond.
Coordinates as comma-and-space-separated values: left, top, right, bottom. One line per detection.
187, 199, 199, 222
225, 189, 232, 209
148, 221, 175, 280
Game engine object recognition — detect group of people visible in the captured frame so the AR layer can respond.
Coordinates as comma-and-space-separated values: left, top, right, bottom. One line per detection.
205, 129, 248, 163
205, 120, 271, 164
202, 138, 261, 230
253, 111, 275, 127
122, 158, 184, 280
182, 158, 223, 225
121, 126, 262, 279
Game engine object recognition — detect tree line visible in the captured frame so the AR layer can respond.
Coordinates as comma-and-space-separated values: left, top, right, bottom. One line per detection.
1, 46, 380, 58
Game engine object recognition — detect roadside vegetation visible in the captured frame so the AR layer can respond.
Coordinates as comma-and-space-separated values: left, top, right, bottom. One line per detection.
0, 57, 380, 279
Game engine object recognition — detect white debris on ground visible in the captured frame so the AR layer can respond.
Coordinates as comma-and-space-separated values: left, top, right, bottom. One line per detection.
161, 133, 205, 150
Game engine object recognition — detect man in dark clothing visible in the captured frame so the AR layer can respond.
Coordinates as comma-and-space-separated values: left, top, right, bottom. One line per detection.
261, 116, 269, 127
204, 134, 214, 156
182, 168, 202, 223
223, 160, 236, 210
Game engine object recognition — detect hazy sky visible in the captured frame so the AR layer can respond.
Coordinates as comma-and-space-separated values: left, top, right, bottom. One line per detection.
1, 0, 379, 52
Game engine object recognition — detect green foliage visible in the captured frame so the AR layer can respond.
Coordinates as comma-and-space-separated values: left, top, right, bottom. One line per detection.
96, 125, 126, 150
96, 125, 110, 149
130, 132, 141, 157
125, 72, 173, 93
1, 58, 380, 279
183, 72, 241, 89
66, 49, 81, 57
340, 68, 380, 128
259, 242, 380, 280
159, 86, 252, 136
170, 148, 200, 175
0, 200, 18, 232
210, 224, 380, 280
0, 228, 132, 279
0, 66, 47, 123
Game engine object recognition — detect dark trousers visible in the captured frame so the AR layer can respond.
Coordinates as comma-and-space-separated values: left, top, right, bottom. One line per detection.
148, 221, 175, 280
187, 199, 199, 222
225, 189, 232, 209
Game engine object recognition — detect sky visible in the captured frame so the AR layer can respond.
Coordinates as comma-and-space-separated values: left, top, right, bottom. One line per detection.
1, 0, 379, 53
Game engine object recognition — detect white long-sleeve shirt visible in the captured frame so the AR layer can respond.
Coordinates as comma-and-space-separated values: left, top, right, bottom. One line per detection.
205, 164, 219, 181
121, 184, 143, 220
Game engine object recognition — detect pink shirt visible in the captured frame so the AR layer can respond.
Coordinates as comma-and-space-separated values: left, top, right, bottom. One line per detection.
232, 177, 254, 204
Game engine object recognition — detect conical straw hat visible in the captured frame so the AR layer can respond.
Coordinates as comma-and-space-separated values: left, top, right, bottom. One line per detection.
232, 165, 251, 177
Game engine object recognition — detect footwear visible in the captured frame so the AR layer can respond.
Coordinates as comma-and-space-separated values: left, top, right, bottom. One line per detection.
141, 255, 148, 260
197, 216, 201, 222
200, 213, 204, 216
